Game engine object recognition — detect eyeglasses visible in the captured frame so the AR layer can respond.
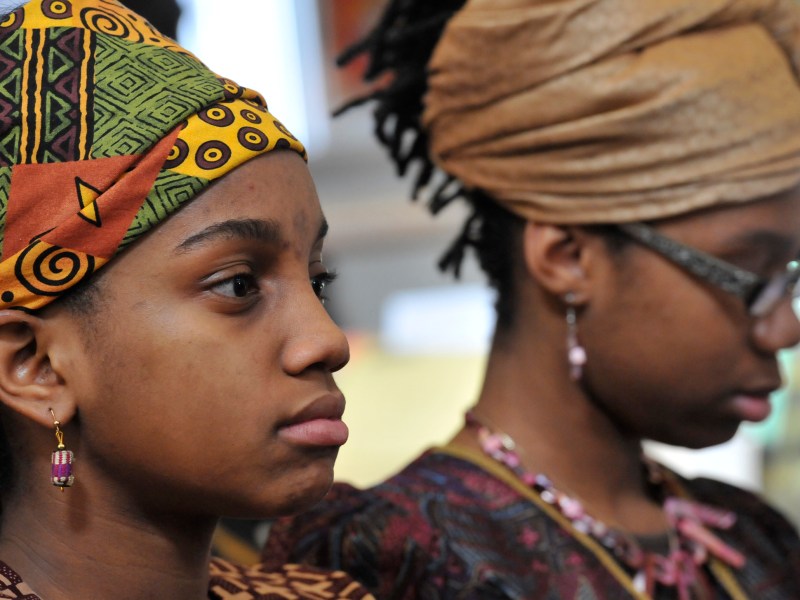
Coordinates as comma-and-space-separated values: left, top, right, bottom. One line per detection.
616, 222, 800, 318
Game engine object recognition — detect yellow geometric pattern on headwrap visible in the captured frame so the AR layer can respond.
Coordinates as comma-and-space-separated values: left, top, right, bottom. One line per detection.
424, 0, 800, 224
0, 0, 305, 312
168, 97, 304, 181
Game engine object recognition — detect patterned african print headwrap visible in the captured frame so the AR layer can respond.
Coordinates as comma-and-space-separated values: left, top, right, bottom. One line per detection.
424, 0, 800, 224
0, 0, 305, 311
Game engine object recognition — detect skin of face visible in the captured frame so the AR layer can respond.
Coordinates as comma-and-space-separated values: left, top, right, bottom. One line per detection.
577, 190, 800, 449
41, 150, 350, 519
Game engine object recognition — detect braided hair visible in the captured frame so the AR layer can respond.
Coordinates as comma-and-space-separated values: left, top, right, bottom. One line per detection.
337, 0, 524, 330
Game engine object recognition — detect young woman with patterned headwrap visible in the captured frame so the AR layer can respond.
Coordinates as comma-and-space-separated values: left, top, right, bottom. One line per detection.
0, 1, 375, 598
264, 0, 800, 598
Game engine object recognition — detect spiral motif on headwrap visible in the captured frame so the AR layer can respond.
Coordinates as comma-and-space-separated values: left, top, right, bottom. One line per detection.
80, 6, 142, 42
237, 127, 268, 152
198, 105, 235, 128
0, 9, 24, 32
42, 0, 72, 19
15, 241, 95, 297
195, 141, 231, 170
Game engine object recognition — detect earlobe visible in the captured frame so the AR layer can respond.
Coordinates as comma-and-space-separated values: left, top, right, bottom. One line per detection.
0, 310, 74, 429
522, 222, 591, 300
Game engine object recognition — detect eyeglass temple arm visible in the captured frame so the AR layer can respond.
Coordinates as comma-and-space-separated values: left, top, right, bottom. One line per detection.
616, 222, 762, 301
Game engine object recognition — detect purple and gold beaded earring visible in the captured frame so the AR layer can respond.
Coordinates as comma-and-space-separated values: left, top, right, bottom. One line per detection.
49, 409, 74, 491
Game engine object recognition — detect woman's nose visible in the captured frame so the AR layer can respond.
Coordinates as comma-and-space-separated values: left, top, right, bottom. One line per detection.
751, 296, 800, 354
281, 290, 350, 376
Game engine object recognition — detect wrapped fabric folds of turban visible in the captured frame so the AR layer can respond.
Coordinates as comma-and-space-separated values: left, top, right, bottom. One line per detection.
424, 0, 800, 223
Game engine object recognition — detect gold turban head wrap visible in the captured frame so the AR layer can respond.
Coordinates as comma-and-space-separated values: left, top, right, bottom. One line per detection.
0, 0, 305, 311
423, 0, 800, 223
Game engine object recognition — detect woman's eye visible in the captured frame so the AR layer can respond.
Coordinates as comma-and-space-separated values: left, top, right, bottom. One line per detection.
311, 271, 337, 303
213, 273, 258, 298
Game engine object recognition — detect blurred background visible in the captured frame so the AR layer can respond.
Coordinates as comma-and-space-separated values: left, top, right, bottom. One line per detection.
127, 0, 800, 528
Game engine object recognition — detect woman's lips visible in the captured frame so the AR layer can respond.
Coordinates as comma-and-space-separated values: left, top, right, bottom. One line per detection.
277, 394, 348, 447
729, 393, 773, 423
278, 418, 349, 446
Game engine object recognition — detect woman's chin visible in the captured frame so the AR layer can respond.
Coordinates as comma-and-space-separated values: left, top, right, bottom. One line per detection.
649, 421, 740, 451
276, 481, 334, 517
227, 467, 336, 519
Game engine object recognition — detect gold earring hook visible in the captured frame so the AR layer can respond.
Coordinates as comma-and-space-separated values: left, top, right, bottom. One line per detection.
49, 408, 65, 450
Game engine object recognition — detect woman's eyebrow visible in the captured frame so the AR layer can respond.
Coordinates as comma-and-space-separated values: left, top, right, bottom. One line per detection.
317, 217, 329, 242
728, 229, 795, 257
174, 218, 283, 254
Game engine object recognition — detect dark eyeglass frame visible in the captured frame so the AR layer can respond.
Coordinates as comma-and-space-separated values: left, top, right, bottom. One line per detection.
616, 222, 800, 317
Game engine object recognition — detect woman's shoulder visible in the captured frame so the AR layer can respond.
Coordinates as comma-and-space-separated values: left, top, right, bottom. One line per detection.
266, 448, 525, 554
678, 474, 800, 592
680, 474, 799, 535
263, 449, 573, 598
264, 451, 461, 563
208, 559, 375, 599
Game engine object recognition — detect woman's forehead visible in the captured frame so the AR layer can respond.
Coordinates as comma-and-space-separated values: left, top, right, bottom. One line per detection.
656, 189, 800, 251
150, 153, 324, 251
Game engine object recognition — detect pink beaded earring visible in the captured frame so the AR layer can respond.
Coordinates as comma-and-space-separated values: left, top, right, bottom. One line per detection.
564, 293, 586, 381
49, 409, 74, 491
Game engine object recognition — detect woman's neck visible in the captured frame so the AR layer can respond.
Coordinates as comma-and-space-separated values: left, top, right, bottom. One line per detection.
455, 332, 668, 535
0, 471, 217, 600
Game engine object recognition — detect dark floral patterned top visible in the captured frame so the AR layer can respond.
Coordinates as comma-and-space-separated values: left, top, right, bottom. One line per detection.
0, 559, 375, 599
264, 446, 800, 600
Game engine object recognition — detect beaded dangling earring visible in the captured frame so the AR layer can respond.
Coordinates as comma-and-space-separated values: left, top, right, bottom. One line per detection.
49, 409, 74, 491
564, 293, 586, 381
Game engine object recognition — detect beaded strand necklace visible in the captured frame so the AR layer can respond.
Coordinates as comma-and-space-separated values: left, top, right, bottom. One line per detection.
465, 410, 746, 600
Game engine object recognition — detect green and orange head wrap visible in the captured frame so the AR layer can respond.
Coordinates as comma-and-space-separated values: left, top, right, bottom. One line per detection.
0, 0, 305, 311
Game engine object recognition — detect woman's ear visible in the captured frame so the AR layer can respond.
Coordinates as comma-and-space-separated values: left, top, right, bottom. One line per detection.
521, 222, 594, 301
0, 310, 75, 429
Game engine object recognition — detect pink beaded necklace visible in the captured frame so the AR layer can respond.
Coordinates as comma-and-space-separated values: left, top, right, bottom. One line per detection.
465, 411, 746, 600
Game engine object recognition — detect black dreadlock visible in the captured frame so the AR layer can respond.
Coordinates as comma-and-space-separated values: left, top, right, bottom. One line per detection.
337, 0, 525, 330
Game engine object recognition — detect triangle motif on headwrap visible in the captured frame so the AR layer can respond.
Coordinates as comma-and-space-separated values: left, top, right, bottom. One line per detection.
3, 153, 138, 260
75, 177, 101, 227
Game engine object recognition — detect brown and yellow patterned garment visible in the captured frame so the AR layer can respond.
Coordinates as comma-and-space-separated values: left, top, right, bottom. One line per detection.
0, 559, 375, 599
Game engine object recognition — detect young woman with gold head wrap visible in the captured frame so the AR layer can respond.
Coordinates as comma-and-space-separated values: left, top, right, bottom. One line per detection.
265, 0, 800, 598
0, 0, 374, 598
